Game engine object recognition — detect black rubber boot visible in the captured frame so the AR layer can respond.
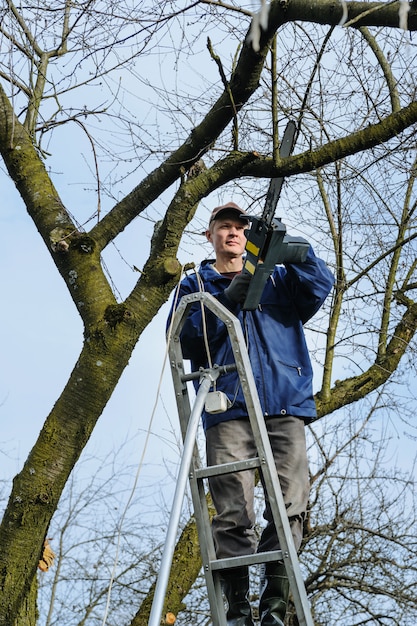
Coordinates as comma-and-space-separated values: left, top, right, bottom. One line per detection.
221, 566, 254, 626
259, 562, 289, 626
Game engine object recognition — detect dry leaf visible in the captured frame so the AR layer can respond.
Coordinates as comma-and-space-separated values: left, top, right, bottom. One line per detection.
38, 538, 55, 572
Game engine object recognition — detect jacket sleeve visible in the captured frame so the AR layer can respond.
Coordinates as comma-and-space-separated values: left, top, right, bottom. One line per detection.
283, 246, 334, 324
166, 275, 231, 366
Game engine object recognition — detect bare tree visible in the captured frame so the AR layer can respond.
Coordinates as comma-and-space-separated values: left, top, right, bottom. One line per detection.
36, 447, 168, 626
302, 401, 417, 626
1, 0, 417, 624
34, 397, 417, 625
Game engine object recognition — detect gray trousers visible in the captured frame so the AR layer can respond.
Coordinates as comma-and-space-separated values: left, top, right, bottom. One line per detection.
205, 415, 309, 559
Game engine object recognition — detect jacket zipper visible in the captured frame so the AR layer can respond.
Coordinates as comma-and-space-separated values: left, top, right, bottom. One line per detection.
276, 357, 302, 376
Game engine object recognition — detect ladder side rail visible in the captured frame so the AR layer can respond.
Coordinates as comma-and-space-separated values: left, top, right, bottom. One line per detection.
168, 295, 221, 577
168, 297, 194, 441
192, 466, 227, 626
168, 297, 227, 625
173, 293, 314, 626
217, 300, 313, 626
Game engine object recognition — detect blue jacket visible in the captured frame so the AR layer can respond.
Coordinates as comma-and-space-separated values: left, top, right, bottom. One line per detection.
168, 247, 334, 430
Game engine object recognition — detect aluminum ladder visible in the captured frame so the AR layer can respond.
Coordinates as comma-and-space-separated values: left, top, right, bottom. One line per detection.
149, 291, 314, 626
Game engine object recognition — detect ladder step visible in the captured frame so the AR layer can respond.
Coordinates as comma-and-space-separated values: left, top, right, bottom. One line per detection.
208, 550, 284, 572
195, 457, 261, 479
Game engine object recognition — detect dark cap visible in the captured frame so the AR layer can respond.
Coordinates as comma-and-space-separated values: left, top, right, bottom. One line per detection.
208, 202, 250, 227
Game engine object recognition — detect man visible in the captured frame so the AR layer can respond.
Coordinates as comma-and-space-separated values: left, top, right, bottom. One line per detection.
168, 202, 334, 626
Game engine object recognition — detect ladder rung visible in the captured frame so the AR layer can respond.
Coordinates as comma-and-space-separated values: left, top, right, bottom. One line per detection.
208, 550, 284, 572
195, 457, 261, 479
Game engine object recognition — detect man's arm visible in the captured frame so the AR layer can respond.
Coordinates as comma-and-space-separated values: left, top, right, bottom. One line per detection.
283, 246, 334, 324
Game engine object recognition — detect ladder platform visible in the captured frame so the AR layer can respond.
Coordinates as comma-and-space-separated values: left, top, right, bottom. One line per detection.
195, 456, 261, 479
208, 550, 284, 572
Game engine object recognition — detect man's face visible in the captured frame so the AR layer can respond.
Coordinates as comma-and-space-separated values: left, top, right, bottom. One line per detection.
206, 215, 248, 259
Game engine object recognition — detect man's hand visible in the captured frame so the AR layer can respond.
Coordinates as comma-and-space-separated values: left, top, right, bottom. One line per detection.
223, 273, 251, 304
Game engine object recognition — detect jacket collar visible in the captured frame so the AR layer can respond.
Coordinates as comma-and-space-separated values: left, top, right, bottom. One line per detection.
198, 258, 227, 282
